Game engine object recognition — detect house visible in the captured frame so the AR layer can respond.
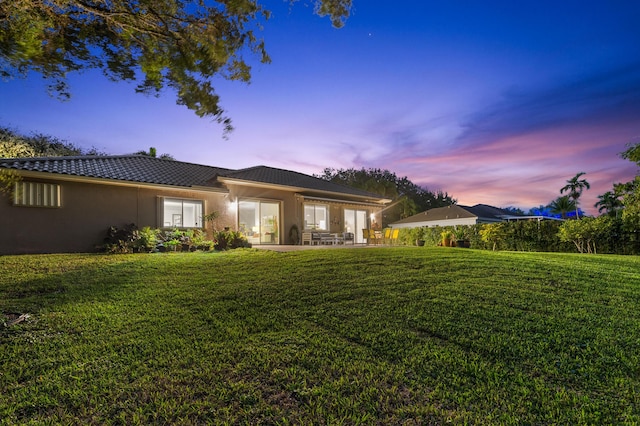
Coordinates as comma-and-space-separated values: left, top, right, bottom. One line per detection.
0, 155, 390, 254
389, 204, 542, 229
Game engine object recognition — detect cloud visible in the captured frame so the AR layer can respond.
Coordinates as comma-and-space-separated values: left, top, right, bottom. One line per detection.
457, 62, 640, 148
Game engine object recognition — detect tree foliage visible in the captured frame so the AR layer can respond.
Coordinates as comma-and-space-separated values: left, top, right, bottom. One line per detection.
479, 223, 508, 251
594, 190, 623, 218
558, 217, 602, 254
134, 146, 175, 160
560, 172, 590, 219
620, 141, 640, 166
317, 167, 455, 225
0, 126, 104, 157
0, 0, 352, 133
548, 195, 575, 219
617, 142, 640, 230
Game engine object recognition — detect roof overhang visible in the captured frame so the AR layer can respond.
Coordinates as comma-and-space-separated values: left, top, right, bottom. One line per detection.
503, 215, 564, 221
5, 169, 229, 194
299, 195, 388, 208
219, 176, 391, 204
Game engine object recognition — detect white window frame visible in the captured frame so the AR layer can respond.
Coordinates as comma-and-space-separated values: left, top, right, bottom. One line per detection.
13, 182, 61, 208
162, 198, 203, 229
304, 204, 329, 231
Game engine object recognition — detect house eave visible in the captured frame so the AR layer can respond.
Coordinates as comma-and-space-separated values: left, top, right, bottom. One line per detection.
298, 195, 389, 208
5, 169, 229, 194
219, 177, 390, 204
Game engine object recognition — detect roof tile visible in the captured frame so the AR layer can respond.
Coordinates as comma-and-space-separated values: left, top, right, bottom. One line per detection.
0, 156, 388, 201
0, 155, 231, 188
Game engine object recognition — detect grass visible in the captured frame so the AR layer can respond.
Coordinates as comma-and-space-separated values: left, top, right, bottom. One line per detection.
1, 247, 639, 425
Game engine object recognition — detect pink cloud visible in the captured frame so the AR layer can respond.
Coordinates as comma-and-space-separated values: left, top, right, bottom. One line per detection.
387, 121, 638, 214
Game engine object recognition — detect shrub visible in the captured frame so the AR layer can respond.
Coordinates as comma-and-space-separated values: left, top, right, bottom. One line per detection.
135, 227, 159, 252
100, 225, 219, 254
213, 230, 251, 251
100, 223, 140, 254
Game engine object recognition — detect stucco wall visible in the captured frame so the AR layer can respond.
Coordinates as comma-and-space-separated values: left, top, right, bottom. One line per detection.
0, 177, 229, 254
226, 185, 298, 244
225, 184, 382, 245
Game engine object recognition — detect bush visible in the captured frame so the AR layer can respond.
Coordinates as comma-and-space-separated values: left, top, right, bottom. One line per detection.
100, 223, 140, 254
558, 215, 640, 255
100, 225, 219, 254
213, 230, 252, 251
398, 221, 577, 253
135, 227, 159, 252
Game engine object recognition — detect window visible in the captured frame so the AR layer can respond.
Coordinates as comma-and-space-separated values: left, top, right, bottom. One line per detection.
14, 182, 61, 207
304, 204, 328, 230
163, 198, 203, 228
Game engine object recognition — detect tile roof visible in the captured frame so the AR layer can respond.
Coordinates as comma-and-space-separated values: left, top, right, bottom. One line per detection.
392, 205, 475, 225
391, 204, 518, 225
466, 204, 517, 219
0, 155, 231, 188
221, 165, 388, 199
0, 156, 388, 200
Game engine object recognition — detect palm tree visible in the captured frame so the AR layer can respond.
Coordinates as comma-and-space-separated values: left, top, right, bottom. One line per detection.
594, 191, 622, 218
548, 196, 576, 219
560, 172, 590, 219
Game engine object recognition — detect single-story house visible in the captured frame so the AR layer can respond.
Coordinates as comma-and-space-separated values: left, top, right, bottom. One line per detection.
0, 155, 391, 254
389, 204, 558, 229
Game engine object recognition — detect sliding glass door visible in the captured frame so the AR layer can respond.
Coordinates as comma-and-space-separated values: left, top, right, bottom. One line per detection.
344, 209, 367, 244
238, 200, 280, 245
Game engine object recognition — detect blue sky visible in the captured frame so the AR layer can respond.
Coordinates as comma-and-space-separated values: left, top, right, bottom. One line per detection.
1, 0, 639, 214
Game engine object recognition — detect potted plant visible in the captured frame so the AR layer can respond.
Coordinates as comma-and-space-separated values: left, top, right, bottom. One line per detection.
441, 230, 453, 247
453, 227, 467, 248
289, 224, 300, 245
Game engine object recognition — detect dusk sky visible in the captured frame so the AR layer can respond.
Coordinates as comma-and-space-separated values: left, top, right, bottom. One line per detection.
1, 1, 639, 215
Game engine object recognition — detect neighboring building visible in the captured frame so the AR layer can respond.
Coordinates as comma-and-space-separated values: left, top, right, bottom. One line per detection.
0, 155, 390, 254
389, 204, 557, 229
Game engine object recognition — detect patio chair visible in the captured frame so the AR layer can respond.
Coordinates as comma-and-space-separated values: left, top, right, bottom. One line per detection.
362, 229, 370, 244
390, 229, 399, 245
383, 228, 391, 244
343, 232, 355, 244
366, 229, 382, 245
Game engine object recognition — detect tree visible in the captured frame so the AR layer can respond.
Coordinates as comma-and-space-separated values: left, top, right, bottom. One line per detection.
594, 191, 623, 218
0, 0, 352, 134
560, 172, 590, 219
0, 127, 103, 157
620, 141, 640, 165
317, 167, 455, 225
616, 141, 640, 230
0, 129, 36, 157
527, 205, 555, 218
548, 195, 575, 219
135, 147, 175, 160
558, 216, 612, 254
502, 206, 525, 215
0, 169, 21, 201
479, 223, 508, 251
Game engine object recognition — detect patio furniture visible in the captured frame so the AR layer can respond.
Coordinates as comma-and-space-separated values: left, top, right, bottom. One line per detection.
363, 229, 382, 245
383, 228, 392, 244
390, 229, 399, 245
343, 232, 354, 244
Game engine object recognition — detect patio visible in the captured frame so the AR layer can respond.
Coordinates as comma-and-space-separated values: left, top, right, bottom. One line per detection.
253, 244, 384, 252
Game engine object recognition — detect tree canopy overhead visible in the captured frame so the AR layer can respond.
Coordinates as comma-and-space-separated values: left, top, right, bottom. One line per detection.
0, 0, 352, 133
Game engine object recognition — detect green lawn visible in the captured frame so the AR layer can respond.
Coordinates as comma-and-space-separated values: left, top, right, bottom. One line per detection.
1, 248, 639, 424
